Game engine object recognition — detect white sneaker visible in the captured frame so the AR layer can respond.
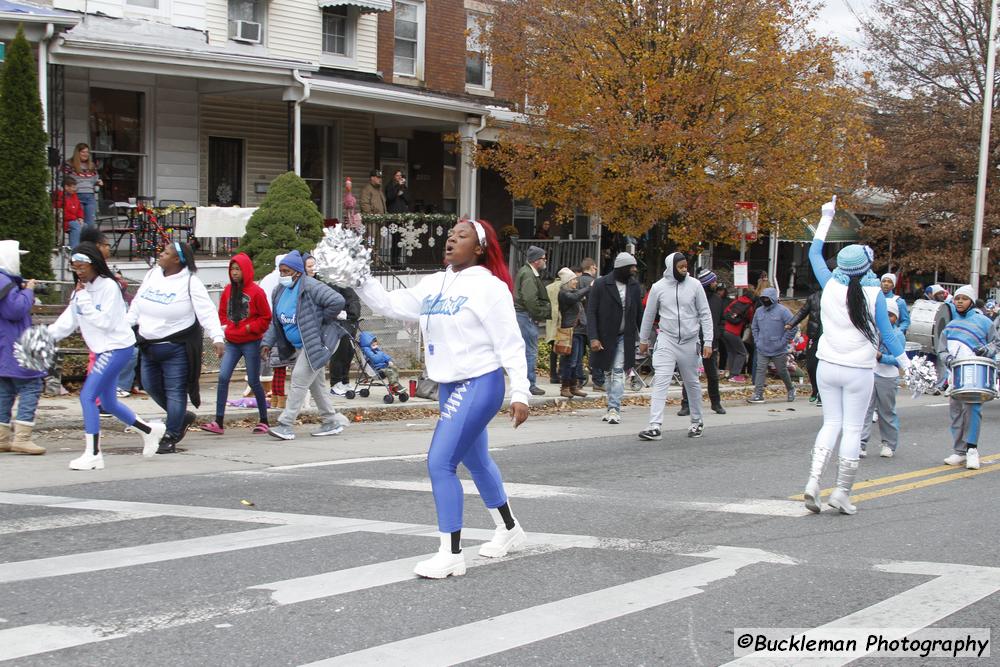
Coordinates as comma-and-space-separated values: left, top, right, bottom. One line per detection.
943, 453, 967, 466
880, 444, 894, 458
140, 422, 167, 458
859, 447, 867, 458
479, 521, 527, 558
603, 409, 621, 425
413, 549, 466, 578
69, 451, 104, 470
966, 449, 980, 470
331, 382, 350, 396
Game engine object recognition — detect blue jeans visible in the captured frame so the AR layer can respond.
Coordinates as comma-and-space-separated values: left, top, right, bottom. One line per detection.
67, 219, 83, 248
82, 348, 137, 434
607, 335, 625, 411
141, 342, 189, 437
217, 340, 268, 424
78, 192, 97, 227
516, 311, 539, 386
0, 376, 44, 424
116, 346, 138, 392
560, 334, 586, 382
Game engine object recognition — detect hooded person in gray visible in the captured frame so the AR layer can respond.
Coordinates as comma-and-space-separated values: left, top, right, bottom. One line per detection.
638, 252, 714, 440
749, 286, 796, 402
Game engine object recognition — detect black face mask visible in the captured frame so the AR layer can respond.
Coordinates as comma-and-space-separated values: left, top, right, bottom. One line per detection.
760, 297, 773, 307
613, 267, 633, 283
671, 253, 688, 282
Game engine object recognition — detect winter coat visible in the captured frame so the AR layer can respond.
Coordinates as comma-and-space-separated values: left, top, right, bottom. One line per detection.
514, 264, 551, 321
751, 287, 796, 357
639, 264, 713, 347
558, 284, 589, 333
586, 273, 643, 372
385, 181, 410, 214
705, 287, 724, 349
358, 182, 386, 214
0, 271, 44, 379
359, 331, 393, 370
218, 253, 272, 345
263, 275, 346, 370
788, 290, 822, 340
544, 279, 561, 341
55, 190, 83, 229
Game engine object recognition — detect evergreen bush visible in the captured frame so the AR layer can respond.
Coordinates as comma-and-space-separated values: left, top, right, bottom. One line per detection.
0, 26, 54, 280
237, 171, 324, 277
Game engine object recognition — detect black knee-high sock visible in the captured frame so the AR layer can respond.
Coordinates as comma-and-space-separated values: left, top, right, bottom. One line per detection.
91, 433, 100, 455
496, 503, 516, 530
131, 419, 152, 434
450, 530, 462, 554
967, 443, 978, 449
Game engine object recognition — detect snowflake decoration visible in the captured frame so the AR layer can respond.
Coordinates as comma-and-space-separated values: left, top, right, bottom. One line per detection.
396, 221, 429, 257
388, 223, 399, 233
435, 226, 444, 236
428, 237, 435, 247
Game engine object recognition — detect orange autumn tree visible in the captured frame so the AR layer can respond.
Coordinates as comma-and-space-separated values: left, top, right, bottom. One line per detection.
478, 0, 873, 247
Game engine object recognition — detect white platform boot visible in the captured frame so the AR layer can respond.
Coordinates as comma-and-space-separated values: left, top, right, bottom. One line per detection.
139, 420, 167, 457
413, 533, 466, 579
70, 434, 104, 470
827, 457, 860, 515
479, 507, 527, 558
803, 445, 832, 514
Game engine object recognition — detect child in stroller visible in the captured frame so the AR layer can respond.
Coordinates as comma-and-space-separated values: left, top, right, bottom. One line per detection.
352, 332, 409, 403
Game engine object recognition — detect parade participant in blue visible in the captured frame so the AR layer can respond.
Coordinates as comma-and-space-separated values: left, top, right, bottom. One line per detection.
803, 197, 911, 515
938, 284, 996, 471
860, 297, 905, 459
638, 252, 714, 441
49, 243, 166, 469
358, 219, 530, 579
880, 274, 911, 333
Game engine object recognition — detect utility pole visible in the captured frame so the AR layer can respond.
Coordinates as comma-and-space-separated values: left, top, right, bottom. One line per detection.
971, 0, 999, 294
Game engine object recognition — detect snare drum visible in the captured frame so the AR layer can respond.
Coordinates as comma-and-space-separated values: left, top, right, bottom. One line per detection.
950, 356, 998, 403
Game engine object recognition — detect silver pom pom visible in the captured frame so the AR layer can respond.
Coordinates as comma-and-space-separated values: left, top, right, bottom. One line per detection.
312, 226, 373, 288
13, 325, 56, 373
904, 354, 939, 398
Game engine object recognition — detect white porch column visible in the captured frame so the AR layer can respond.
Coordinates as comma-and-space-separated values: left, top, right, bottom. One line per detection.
458, 121, 478, 219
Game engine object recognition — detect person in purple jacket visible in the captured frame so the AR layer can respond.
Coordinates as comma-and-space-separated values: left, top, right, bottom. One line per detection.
0, 241, 46, 455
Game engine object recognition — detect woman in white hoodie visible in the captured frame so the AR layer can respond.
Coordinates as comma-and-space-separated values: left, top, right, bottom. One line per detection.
49, 243, 166, 469
358, 219, 530, 579
127, 242, 224, 453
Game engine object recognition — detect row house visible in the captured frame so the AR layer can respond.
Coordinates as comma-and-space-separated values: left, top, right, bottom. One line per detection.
2, 0, 588, 273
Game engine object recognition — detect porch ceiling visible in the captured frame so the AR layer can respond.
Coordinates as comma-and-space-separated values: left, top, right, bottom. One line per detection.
308, 77, 488, 125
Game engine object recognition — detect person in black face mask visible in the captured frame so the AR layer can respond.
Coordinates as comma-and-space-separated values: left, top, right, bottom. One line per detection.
586, 253, 644, 425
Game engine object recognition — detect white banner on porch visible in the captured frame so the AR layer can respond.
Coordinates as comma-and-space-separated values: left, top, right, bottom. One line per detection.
195, 207, 258, 238
733, 261, 749, 288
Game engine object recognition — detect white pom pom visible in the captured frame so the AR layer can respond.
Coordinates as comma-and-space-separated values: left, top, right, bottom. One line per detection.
904, 355, 939, 398
312, 226, 373, 288
13, 325, 56, 373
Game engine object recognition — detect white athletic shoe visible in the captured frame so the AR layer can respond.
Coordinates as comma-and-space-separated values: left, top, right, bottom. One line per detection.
943, 453, 967, 466
413, 549, 466, 579
331, 382, 350, 396
603, 409, 621, 425
140, 422, 167, 458
966, 449, 980, 470
880, 444, 894, 458
479, 521, 527, 559
70, 437, 104, 471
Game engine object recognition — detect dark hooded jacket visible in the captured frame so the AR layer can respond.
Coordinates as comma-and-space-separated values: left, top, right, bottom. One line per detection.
218, 253, 272, 344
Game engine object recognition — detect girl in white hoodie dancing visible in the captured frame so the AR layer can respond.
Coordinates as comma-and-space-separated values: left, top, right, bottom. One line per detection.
803, 198, 910, 514
49, 243, 166, 469
358, 219, 530, 579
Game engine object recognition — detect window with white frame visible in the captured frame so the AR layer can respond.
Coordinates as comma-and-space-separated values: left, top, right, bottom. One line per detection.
322, 7, 353, 58
229, 0, 265, 43
465, 13, 491, 90
126, 0, 159, 7
394, 0, 424, 78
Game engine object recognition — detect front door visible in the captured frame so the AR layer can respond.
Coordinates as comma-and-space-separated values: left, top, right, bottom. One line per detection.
208, 137, 243, 206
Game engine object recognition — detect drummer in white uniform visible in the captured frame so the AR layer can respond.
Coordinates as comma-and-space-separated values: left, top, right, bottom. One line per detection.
937, 285, 997, 470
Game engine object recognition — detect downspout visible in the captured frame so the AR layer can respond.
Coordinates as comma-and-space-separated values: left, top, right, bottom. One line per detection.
468, 114, 487, 217
291, 69, 311, 176
38, 23, 55, 130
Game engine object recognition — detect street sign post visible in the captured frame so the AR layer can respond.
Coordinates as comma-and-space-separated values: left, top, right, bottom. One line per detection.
735, 201, 758, 262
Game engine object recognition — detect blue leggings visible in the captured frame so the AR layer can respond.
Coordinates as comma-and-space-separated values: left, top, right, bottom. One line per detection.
82, 348, 138, 434
428, 368, 509, 533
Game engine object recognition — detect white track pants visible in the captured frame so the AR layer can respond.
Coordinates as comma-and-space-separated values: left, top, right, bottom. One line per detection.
813, 360, 875, 460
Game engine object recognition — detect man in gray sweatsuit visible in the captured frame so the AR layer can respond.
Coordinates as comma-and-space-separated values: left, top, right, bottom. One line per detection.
638, 252, 714, 440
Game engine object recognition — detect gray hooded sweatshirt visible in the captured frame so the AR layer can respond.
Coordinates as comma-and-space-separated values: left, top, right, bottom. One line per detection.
639, 252, 714, 347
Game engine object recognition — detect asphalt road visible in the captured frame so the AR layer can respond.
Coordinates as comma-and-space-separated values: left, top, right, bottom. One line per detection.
1, 397, 999, 666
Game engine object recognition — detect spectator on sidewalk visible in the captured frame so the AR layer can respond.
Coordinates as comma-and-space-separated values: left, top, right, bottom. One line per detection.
514, 245, 551, 396
544, 273, 562, 385
679, 269, 726, 417
557, 267, 590, 398
578, 258, 600, 389
587, 252, 643, 425
748, 287, 796, 403
56, 177, 85, 248
128, 242, 225, 453
786, 283, 823, 404
0, 241, 46, 455
721, 289, 754, 383
261, 250, 347, 441
638, 253, 713, 441
385, 170, 410, 214
62, 143, 102, 228
200, 253, 272, 437
358, 169, 386, 214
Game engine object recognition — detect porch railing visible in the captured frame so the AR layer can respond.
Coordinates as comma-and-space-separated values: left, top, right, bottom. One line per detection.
507, 237, 601, 278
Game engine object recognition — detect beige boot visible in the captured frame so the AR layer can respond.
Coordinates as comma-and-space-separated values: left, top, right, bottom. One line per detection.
0, 422, 11, 452
11, 421, 45, 455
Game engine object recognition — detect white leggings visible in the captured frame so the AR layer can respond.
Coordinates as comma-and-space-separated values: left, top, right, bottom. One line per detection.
814, 360, 875, 460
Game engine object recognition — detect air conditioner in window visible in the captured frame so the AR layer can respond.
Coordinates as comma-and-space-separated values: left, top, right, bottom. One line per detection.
232, 20, 262, 44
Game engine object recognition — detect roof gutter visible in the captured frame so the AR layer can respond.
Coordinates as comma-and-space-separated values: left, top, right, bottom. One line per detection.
291, 69, 312, 175
38, 23, 55, 129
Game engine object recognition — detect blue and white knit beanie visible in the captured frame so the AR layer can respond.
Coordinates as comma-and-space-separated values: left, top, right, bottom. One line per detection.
697, 269, 718, 287
836, 244, 874, 276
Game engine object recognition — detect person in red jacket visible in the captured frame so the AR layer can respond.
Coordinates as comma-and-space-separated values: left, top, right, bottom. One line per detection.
56, 177, 85, 248
201, 253, 272, 434
720, 289, 755, 382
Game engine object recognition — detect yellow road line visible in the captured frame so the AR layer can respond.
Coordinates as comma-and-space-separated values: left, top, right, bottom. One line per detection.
787, 453, 1000, 500
851, 464, 1000, 503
